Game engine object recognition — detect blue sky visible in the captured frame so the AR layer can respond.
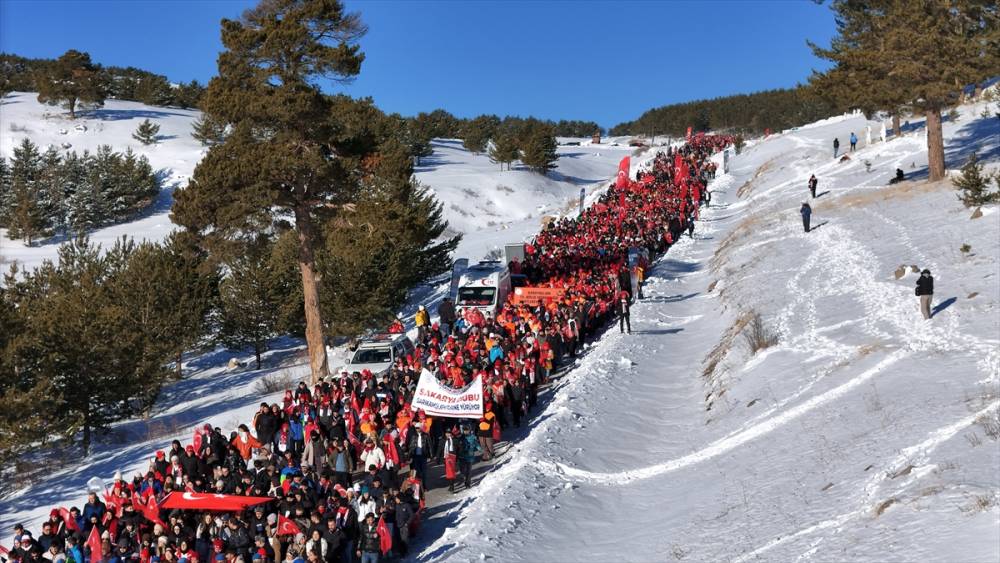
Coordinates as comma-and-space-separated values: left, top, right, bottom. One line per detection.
0, 0, 836, 127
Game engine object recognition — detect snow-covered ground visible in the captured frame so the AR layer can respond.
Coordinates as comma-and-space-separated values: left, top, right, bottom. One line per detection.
2, 90, 998, 563
410, 106, 1000, 561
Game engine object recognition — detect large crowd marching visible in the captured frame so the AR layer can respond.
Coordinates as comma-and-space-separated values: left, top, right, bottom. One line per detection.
3, 135, 731, 563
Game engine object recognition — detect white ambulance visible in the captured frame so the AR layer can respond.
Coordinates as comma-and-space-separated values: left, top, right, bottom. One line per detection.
455, 261, 512, 317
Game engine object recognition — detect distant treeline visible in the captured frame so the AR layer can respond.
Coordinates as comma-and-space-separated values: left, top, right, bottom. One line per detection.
0, 52, 204, 109
610, 86, 837, 137
404, 109, 602, 140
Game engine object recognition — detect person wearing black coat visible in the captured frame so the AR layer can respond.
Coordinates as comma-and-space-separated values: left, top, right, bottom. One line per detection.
618, 292, 631, 334
916, 269, 934, 320
393, 495, 414, 556
356, 513, 381, 561
253, 403, 278, 446
808, 174, 818, 198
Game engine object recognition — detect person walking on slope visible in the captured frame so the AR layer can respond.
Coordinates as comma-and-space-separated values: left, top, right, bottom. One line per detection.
916, 269, 934, 320
833, 137, 840, 158
618, 290, 631, 334
800, 202, 812, 233
808, 174, 818, 199
850, 132, 858, 152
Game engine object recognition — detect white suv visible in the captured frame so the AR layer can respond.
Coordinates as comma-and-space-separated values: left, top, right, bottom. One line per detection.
338, 333, 415, 376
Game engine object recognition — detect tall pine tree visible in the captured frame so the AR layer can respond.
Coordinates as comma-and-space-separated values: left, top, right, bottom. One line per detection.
172, 0, 368, 383
35, 50, 105, 119
519, 122, 559, 175
811, 1, 1000, 181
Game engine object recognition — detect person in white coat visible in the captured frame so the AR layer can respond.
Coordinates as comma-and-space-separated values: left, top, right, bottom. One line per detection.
359, 439, 386, 470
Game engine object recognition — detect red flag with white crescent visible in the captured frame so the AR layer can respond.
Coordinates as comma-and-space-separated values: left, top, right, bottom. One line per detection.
615, 156, 630, 189
58, 507, 79, 532
377, 515, 393, 555
86, 524, 102, 562
158, 492, 271, 512
276, 515, 302, 537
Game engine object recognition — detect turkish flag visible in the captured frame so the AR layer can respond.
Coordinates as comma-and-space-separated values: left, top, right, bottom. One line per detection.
276, 515, 302, 537
58, 507, 79, 532
158, 492, 271, 512
132, 493, 166, 528
86, 524, 102, 562
615, 156, 630, 189
377, 516, 392, 555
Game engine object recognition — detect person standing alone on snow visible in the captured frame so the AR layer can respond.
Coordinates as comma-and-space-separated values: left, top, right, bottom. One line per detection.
850, 132, 858, 152
619, 290, 631, 334
916, 269, 934, 320
800, 202, 812, 233
833, 138, 840, 158
808, 174, 818, 199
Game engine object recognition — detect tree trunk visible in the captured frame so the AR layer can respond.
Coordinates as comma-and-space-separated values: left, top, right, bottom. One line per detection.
294, 205, 329, 384
68, 97, 76, 119
255, 343, 262, 369
175, 349, 184, 380
926, 109, 945, 182
892, 114, 901, 138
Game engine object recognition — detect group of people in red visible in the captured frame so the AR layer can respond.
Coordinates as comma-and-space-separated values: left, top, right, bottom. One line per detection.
4, 134, 731, 563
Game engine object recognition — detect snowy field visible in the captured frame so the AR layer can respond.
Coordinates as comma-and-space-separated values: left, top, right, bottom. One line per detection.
1, 90, 998, 563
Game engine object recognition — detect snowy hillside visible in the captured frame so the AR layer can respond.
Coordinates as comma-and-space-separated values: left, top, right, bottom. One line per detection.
0, 92, 635, 269
412, 106, 1000, 561
0, 92, 204, 271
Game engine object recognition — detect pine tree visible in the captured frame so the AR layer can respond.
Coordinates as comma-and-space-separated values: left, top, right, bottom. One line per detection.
810, 1, 1000, 181
489, 133, 519, 171
0, 158, 11, 226
519, 123, 559, 175
319, 138, 459, 335
0, 280, 61, 463
954, 152, 999, 206
191, 114, 227, 146
461, 115, 500, 154
173, 80, 205, 109
172, 0, 369, 384
132, 119, 161, 145
114, 236, 217, 379
133, 74, 173, 106
11, 236, 171, 453
35, 50, 105, 119
6, 139, 50, 244
219, 241, 282, 369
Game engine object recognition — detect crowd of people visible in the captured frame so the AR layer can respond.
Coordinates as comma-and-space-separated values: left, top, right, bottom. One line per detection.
3, 135, 731, 563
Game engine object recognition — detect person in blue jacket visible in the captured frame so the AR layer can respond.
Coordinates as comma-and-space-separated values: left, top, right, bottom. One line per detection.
850, 132, 858, 152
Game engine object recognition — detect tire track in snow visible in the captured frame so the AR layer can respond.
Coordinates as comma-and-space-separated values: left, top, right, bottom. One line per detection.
543, 351, 907, 485
731, 398, 1000, 563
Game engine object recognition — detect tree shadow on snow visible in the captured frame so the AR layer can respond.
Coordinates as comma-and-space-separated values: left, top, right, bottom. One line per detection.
932, 297, 957, 318
80, 108, 192, 121
895, 116, 1000, 182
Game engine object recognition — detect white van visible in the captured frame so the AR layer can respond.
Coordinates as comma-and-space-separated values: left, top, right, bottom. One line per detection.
456, 261, 512, 317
